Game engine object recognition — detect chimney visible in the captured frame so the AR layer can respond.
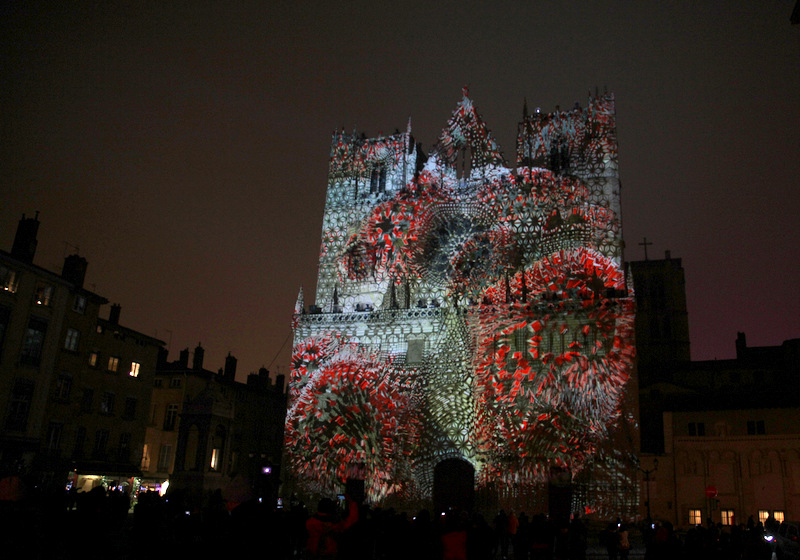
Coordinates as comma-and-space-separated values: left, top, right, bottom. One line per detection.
736, 332, 747, 360
193, 343, 204, 371
179, 348, 190, 368
109, 304, 121, 325
224, 352, 237, 381
11, 212, 40, 264
62, 255, 88, 288
157, 347, 169, 368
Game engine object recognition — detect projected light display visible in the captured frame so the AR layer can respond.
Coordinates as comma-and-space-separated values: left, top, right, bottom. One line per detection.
287, 90, 637, 513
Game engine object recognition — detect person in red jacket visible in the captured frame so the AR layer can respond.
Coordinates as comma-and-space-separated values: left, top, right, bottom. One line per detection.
305, 495, 358, 559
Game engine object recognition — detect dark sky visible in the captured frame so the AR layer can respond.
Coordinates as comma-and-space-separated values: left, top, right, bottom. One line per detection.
2, 2, 798, 381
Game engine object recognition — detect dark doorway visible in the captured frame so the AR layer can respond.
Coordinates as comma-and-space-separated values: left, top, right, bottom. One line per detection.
433, 458, 475, 513
548, 467, 573, 521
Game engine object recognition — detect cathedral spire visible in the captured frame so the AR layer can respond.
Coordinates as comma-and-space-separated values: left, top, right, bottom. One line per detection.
295, 286, 305, 314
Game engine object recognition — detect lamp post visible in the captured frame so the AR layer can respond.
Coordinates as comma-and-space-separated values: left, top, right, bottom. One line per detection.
639, 458, 659, 521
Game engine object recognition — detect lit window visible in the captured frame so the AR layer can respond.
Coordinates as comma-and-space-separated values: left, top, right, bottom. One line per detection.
689, 509, 702, 526
774, 511, 785, 524
759, 510, 770, 524
64, 328, 80, 351
100, 392, 115, 414
0, 266, 18, 292
721, 509, 735, 526
96, 324, 104, 334
89, 352, 98, 367
107, 356, 119, 372
129, 362, 140, 377
211, 448, 221, 471
72, 295, 86, 313
34, 283, 53, 306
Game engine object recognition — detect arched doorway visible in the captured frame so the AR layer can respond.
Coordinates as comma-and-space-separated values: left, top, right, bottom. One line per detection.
433, 458, 475, 513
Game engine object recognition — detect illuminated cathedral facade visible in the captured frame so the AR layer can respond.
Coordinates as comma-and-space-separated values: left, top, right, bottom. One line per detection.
287, 91, 638, 515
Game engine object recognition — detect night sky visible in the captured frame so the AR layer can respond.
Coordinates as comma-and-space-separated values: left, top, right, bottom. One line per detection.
2, 2, 798, 381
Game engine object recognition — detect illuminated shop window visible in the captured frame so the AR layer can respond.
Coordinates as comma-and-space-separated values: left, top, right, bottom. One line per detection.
107, 356, 119, 372
34, 283, 53, 306
721, 510, 735, 526
759, 510, 770, 524
774, 511, 785, 524
129, 361, 140, 377
64, 328, 80, 351
689, 509, 702, 526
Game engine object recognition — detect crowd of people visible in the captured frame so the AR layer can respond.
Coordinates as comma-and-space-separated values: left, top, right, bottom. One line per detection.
0, 485, 785, 559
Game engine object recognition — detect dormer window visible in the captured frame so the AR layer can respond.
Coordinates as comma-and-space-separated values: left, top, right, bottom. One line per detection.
34, 283, 53, 306
72, 295, 86, 313
0, 266, 18, 293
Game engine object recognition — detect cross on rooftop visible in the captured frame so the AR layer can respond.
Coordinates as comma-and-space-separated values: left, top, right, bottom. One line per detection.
639, 237, 653, 260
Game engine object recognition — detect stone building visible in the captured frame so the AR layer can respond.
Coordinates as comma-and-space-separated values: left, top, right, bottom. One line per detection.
0, 213, 163, 493
142, 344, 286, 502
641, 334, 800, 528
287, 91, 638, 516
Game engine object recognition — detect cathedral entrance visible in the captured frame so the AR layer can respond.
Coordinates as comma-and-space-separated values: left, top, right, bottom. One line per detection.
433, 458, 475, 513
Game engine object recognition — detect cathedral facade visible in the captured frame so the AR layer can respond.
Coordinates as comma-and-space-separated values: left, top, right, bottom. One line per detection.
287, 91, 638, 515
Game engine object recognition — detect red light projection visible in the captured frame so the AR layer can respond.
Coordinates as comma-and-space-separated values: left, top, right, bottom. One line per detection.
289, 91, 636, 513
285, 335, 422, 501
